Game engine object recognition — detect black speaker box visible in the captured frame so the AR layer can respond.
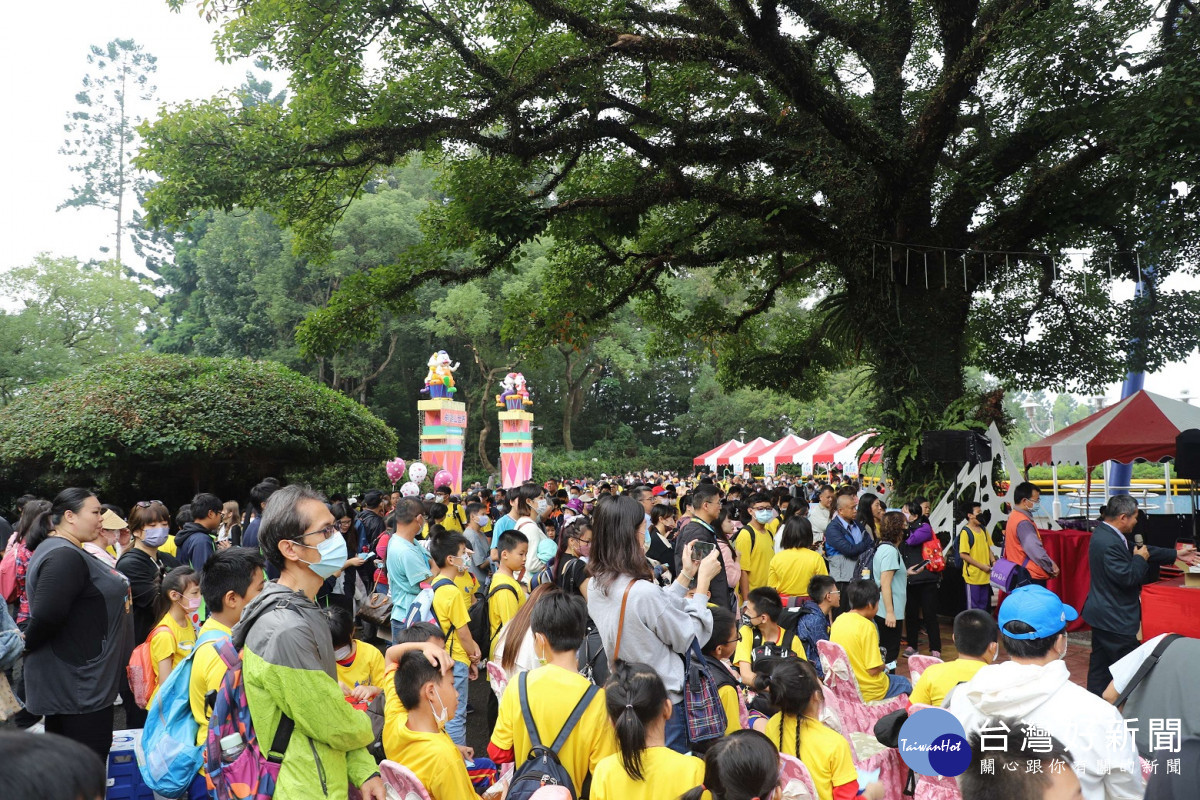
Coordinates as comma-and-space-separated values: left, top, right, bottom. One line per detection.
1177, 429, 1200, 481
921, 430, 992, 464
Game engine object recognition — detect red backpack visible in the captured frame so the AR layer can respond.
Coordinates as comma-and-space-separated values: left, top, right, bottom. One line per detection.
0, 533, 20, 603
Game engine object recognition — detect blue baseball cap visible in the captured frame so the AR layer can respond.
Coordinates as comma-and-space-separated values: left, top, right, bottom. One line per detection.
998, 585, 1078, 640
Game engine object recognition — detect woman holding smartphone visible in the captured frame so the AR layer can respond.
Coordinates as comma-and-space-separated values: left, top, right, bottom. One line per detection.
587, 495, 721, 754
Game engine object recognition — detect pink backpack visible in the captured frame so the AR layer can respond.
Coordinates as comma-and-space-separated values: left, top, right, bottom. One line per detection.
0, 533, 19, 603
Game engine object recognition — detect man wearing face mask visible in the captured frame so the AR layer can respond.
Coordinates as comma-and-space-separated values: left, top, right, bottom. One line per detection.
1003, 482, 1059, 587
461, 501, 493, 584
234, 484, 386, 800
947, 585, 1143, 800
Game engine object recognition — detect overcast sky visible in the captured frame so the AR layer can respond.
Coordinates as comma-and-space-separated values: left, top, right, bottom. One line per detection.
2, 0, 1196, 407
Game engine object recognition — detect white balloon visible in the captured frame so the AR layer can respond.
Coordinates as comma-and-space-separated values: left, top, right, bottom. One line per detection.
400, 481, 421, 497
409, 462, 428, 483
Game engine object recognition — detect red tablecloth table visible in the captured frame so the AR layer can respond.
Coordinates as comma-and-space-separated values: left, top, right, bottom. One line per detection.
1141, 575, 1200, 639
1040, 528, 1092, 632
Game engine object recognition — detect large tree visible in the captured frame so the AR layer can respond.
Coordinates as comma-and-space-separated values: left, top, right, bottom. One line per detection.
143, 0, 1200, 482
60, 39, 158, 267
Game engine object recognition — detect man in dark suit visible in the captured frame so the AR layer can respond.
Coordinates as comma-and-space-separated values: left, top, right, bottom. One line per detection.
1081, 494, 1177, 695
824, 494, 874, 616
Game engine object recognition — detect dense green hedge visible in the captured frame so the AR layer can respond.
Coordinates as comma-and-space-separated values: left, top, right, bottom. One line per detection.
0, 353, 396, 472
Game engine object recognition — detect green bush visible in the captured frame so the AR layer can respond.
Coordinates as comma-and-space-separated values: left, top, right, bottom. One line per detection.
0, 354, 396, 504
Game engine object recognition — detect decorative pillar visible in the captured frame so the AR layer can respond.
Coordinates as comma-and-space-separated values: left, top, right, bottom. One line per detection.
419, 398, 467, 494
496, 372, 534, 488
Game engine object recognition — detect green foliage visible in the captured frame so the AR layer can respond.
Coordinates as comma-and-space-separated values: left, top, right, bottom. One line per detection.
869, 394, 989, 500
139, 0, 1200, 489
0, 353, 395, 474
60, 38, 158, 265
0, 256, 158, 403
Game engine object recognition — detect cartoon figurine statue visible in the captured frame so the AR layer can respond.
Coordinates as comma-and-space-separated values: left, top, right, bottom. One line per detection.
495, 372, 533, 410
422, 350, 460, 398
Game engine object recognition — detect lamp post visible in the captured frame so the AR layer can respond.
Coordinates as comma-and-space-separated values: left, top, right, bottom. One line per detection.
1022, 399, 1061, 519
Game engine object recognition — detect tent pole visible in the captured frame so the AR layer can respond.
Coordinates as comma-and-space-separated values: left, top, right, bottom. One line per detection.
1164, 462, 1175, 514
1085, 466, 1092, 520
1052, 464, 1062, 521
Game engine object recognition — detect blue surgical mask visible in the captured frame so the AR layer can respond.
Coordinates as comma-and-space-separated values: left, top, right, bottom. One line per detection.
142, 526, 170, 548
477, 515, 490, 527
754, 509, 776, 524
299, 534, 348, 579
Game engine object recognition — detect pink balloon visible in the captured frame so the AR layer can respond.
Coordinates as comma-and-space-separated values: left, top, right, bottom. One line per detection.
433, 470, 453, 488
385, 457, 407, 483
408, 462, 428, 483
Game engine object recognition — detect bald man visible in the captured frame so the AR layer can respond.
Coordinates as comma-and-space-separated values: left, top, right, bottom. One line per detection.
823, 493, 875, 615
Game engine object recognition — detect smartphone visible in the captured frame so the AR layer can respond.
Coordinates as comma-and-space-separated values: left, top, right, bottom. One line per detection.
918, 559, 931, 569
360, 552, 378, 562
691, 541, 716, 563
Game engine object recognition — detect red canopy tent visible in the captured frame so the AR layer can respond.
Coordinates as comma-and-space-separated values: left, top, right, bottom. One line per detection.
1023, 390, 1200, 467
693, 439, 744, 468
723, 437, 776, 472
795, 431, 848, 472
751, 434, 810, 475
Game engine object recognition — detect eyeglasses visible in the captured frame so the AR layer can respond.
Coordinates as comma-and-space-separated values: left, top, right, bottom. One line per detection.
135, 500, 164, 508
293, 524, 339, 543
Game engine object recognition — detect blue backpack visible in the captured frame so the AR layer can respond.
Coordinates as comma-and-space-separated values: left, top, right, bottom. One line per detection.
140, 628, 230, 796
401, 577, 457, 629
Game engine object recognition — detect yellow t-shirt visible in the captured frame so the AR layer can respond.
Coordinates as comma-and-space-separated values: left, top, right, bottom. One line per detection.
149, 611, 197, 684
389, 720, 476, 799
717, 684, 742, 736
488, 572, 526, 659
442, 504, 466, 533
830, 611, 888, 701
335, 640, 387, 690
189, 618, 232, 745
768, 548, 829, 597
734, 527, 775, 591
591, 746, 705, 800
158, 536, 178, 558
733, 623, 806, 670
491, 664, 617, 792
959, 526, 993, 585
765, 517, 781, 537
453, 572, 478, 604
765, 714, 857, 800
381, 663, 408, 761
910, 658, 987, 708
430, 578, 472, 665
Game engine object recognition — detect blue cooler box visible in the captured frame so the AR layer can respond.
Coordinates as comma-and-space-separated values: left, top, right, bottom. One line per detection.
107, 729, 163, 800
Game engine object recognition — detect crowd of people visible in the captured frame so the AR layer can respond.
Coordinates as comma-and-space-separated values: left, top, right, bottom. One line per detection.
0, 469, 1194, 800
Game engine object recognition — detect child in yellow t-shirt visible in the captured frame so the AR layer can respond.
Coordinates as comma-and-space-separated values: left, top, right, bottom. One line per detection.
488, 590, 616, 792
324, 605, 386, 702
829, 579, 912, 702
698, 606, 747, 738
677, 730, 780, 800
759, 660, 884, 800
428, 531, 482, 747
488, 530, 529, 658
591, 662, 705, 800
149, 566, 201, 696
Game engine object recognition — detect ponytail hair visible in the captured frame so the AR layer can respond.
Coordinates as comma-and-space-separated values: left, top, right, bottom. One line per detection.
753, 659, 823, 758
154, 566, 198, 622
604, 661, 669, 781
26, 488, 95, 551
679, 729, 780, 800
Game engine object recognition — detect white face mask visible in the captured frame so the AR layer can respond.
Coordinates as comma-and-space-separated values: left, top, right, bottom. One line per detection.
1059, 637, 1068, 661
430, 688, 450, 729
334, 644, 353, 661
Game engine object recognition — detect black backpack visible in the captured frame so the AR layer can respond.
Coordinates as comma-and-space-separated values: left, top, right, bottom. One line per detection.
751, 626, 800, 666
854, 540, 879, 580
467, 580, 519, 656
508, 672, 598, 800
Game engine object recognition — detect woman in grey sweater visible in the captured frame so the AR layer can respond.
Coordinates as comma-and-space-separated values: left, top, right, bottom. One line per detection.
586, 495, 721, 753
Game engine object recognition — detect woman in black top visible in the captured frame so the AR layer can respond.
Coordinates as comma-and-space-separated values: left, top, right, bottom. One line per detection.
647, 503, 678, 567
114, 500, 177, 727
25, 488, 134, 759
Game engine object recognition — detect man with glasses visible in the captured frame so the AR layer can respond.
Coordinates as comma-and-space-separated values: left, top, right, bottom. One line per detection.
673, 483, 733, 610
239, 484, 385, 800
1002, 482, 1058, 588
384, 497, 432, 641
1081, 494, 1179, 695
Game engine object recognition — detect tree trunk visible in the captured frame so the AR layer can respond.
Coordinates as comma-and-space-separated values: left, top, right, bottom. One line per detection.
562, 395, 575, 452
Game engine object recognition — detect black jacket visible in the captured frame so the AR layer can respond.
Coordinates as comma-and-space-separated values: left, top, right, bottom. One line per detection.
1082, 522, 1175, 635
673, 519, 733, 609
115, 547, 179, 642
